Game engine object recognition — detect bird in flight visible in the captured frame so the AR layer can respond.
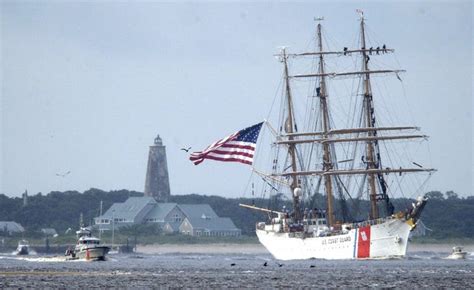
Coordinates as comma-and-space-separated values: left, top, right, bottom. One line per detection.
56, 171, 71, 177
180, 147, 192, 152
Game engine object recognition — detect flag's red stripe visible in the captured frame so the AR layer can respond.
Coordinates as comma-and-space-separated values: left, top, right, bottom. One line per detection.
196, 134, 256, 154
190, 148, 255, 160
190, 143, 255, 159
190, 145, 255, 157
192, 158, 204, 165
207, 150, 254, 158
190, 151, 254, 162
197, 155, 253, 165
220, 143, 255, 150
199, 134, 239, 154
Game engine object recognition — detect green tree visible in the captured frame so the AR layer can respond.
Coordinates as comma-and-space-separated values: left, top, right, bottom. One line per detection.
445, 191, 459, 200
425, 191, 444, 200
1, 188, 473, 240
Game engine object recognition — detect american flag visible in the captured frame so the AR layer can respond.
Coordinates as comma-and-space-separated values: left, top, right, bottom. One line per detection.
190, 122, 264, 166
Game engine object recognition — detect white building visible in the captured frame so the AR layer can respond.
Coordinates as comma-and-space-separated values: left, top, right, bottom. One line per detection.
94, 197, 241, 237
0, 221, 25, 234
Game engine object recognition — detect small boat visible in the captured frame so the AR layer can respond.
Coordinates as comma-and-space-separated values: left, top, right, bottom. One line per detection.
15, 240, 29, 255
65, 227, 110, 261
447, 247, 467, 260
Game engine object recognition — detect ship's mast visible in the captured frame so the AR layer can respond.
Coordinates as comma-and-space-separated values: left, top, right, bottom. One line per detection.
281, 48, 301, 221
266, 14, 436, 225
359, 14, 379, 219
316, 20, 335, 226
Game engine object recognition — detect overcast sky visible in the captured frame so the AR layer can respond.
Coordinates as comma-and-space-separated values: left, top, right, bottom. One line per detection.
1, 1, 472, 198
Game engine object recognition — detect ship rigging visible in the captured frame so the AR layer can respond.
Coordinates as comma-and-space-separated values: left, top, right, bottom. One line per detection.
238, 13, 435, 260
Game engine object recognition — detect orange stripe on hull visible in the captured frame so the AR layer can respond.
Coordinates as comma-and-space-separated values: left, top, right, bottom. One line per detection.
357, 226, 371, 258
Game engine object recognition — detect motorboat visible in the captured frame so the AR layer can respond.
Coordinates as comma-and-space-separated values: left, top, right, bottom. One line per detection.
447, 246, 467, 260
65, 227, 110, 261
15, 239, 29, 255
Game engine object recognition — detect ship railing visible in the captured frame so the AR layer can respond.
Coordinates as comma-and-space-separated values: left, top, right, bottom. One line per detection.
349, 215, 399, 230
257, 214, 402, 233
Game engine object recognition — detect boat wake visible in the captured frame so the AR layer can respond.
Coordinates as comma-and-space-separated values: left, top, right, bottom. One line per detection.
9, 249, 38, 256
7, 255, 68, 262
406, 251, 449, 260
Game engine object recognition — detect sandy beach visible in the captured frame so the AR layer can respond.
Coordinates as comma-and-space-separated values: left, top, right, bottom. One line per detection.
137, 243, 267, 254
137, 243, 474, 255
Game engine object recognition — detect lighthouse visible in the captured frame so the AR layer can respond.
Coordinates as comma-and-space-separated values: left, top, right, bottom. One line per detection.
144, 135, 170, 201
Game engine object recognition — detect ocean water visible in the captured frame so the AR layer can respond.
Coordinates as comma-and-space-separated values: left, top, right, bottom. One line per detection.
0, 250, 472, 287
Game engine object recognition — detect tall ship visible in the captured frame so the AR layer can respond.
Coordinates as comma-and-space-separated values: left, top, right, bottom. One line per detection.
191, 12, 435, 260
241, 11, 436, 260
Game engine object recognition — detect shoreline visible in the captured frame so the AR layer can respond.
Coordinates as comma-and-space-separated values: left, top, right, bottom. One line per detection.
137, 243, 266, 254
136, 242, 474, 255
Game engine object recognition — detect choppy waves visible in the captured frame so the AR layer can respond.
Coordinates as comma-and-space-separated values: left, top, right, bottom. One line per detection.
0, 251, 472, 288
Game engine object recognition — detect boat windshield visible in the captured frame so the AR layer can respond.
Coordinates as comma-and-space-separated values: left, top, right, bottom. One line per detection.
80, 240, 100, 245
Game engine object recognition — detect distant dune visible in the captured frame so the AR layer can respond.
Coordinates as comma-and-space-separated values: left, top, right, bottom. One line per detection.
137, 243, 267, 254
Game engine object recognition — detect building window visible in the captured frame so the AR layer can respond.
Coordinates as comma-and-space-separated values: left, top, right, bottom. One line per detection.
174, 214, 182, 222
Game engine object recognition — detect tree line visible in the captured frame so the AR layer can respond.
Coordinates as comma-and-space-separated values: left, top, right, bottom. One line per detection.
0, 188, 472, 239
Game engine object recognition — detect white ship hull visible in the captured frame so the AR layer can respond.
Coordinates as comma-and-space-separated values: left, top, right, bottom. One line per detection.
72, 246, 110, 261
447, 252, 467, 260
256, 218, 412, 260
